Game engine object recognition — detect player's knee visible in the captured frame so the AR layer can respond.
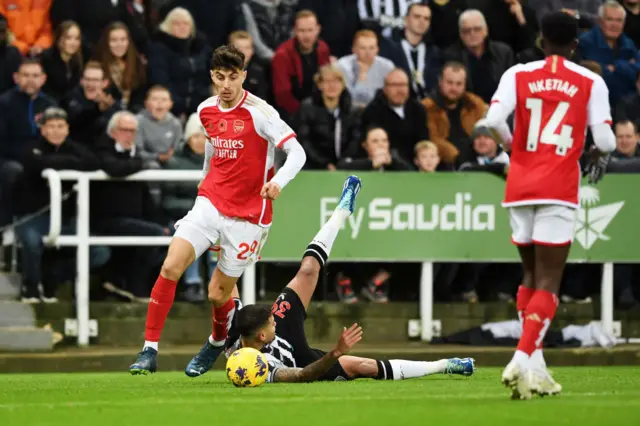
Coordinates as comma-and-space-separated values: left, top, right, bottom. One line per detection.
160, 255, 188, 281
297, 258, 320, 281
207, 286, 226, 305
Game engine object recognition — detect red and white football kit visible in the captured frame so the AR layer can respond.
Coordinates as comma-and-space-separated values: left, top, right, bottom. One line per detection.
174, 91, 306, 277
486, 56, 616, 246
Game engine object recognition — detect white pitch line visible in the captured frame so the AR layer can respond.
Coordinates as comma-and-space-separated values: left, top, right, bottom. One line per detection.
0, 392, 639, 410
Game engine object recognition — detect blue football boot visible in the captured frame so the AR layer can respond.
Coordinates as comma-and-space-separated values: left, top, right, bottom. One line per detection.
185, 340, 224, 377
129, 347, 158, 375
445, 357, 476, 377
337, 175, 362, 213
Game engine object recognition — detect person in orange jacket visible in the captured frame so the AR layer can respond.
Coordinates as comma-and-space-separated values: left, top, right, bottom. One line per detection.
0, 0, 53, 56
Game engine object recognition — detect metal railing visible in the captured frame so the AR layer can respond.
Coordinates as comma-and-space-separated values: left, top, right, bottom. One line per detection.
39, 169, 616, 346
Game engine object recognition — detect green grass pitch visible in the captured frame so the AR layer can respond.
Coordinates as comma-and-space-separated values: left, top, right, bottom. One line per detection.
1, 367, 639, 426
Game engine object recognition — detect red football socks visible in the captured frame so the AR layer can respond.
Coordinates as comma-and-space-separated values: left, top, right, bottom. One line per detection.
516, 290, 558, 355
211, 298, 236, 344
516, 285, 536, 324
144, 276, 178, 342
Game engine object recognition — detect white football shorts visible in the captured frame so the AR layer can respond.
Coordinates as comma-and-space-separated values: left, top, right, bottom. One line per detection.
174, 196, 269, 277
509, 205, 576, 246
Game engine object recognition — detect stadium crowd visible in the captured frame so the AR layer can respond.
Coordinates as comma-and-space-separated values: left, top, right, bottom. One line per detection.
0, 0, 639, 307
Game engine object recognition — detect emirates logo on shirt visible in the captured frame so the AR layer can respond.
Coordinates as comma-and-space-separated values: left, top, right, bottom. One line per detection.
574, 186, 624, 250
211, 136, 245, 159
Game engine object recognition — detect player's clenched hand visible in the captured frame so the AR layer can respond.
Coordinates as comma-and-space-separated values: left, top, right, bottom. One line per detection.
331, 323, 363, 358
584, 146, 611, 185
260, 182, 281, 200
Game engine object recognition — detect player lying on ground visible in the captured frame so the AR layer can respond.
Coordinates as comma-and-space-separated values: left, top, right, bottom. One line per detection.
185, 175, 476, 382
129, 44, 306, 374
484, 11, 616, 399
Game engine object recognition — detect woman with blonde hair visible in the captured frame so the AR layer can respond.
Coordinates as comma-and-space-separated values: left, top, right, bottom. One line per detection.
94, 21, 147, 112
147, 7, 212, 119
293, 64, 361, 170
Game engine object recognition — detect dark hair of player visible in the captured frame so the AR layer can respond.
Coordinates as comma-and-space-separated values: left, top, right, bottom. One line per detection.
540, 11, 578, 57
210, 44, 245, 72
236, 304, 272, 338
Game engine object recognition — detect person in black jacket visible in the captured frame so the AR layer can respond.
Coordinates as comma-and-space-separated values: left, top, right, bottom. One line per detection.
147, 7, 213, 119
65, 61, 124, 147
50, 0, 121, 54
91, 111, 167, 300
338, 126, 413, 171
294, 64, 361, 170
41, 21, 84, 102
13, 108, 103, 303
360, 69, 430, 164
443, 10, 514, 104
0, 14, 21, 96
0, 58, 56, 226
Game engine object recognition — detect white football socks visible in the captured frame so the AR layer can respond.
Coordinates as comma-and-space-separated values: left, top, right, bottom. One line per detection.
309, 207, 350, 259
388, 359, 449, 380
143, 341, 158, 351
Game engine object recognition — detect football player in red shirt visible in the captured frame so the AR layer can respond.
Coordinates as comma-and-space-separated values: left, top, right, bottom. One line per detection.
485, 11, 616, 399
130, 45, 306, 375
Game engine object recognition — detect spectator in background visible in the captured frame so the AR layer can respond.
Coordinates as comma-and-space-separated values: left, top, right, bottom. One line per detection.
361, 68, 431, 164
229, 31, 270, 101
50, 0, 121, 53
459, 119, 510, 168
0, 0, 53, 56
0, 59, 56, 226
620, 0, 640, 48
532, 1, 600, 30
356, 0, 412, 38
615, 73, 640, 125
65, 61, 122, 147
381, 3, 441, 100
13, 108, 101, 303
338, 126, 413, 171
298, 0, 360, 58
135, 85, 183, 167
162, 113, 214, 303
169, 0, 244, 50
272, 10, 331, 120
0, 14, 21, 95
422, 62, 487, 167
578, 1, 640, 104
414, 140, 440, 172
95, 22, 147, 112
41, 21, 83, 102
429, 0, 469, 50
469, 0, 538, 54
240, 0, 297, 63
119, 0, 159, 57
613, 119, 640, 159
444, 10, 514, 104
337, 30, 395, 109
148, 7, 212, 120
92, 111, 167, 301
294, 64, 360, 170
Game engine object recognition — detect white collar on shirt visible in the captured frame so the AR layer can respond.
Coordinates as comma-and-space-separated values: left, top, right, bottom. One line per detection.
115, 142, 136, 157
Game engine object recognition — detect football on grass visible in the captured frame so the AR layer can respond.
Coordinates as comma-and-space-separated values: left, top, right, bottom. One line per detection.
226, 347, 269, 387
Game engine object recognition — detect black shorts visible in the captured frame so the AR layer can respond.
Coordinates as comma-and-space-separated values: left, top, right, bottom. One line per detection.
271, 288, 351, 382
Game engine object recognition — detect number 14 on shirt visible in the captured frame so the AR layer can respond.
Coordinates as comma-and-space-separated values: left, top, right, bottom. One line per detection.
525, 98, 574, 156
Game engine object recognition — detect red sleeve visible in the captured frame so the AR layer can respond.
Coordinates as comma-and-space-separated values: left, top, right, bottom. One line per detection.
271, 48, 300, 115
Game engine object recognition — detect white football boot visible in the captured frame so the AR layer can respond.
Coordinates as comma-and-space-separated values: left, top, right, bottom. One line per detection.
525, 368, 562, 397
501, 361, 532, 400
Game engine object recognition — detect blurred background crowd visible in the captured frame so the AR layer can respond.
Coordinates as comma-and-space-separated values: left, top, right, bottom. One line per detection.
0, 0, 639, 308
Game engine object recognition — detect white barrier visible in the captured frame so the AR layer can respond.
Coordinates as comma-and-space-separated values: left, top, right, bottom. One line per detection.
39, 169, 616, 347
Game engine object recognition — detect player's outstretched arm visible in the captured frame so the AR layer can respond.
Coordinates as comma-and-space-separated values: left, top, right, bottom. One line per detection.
272, 324, 363, 383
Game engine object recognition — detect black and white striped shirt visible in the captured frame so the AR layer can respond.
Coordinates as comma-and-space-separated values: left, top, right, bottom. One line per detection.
358, 0, 420, 37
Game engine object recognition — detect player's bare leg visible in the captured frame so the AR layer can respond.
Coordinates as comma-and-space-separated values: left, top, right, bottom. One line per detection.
129, 237, 199, 375
285, 175, 362, 309
338, 355, 475, 380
